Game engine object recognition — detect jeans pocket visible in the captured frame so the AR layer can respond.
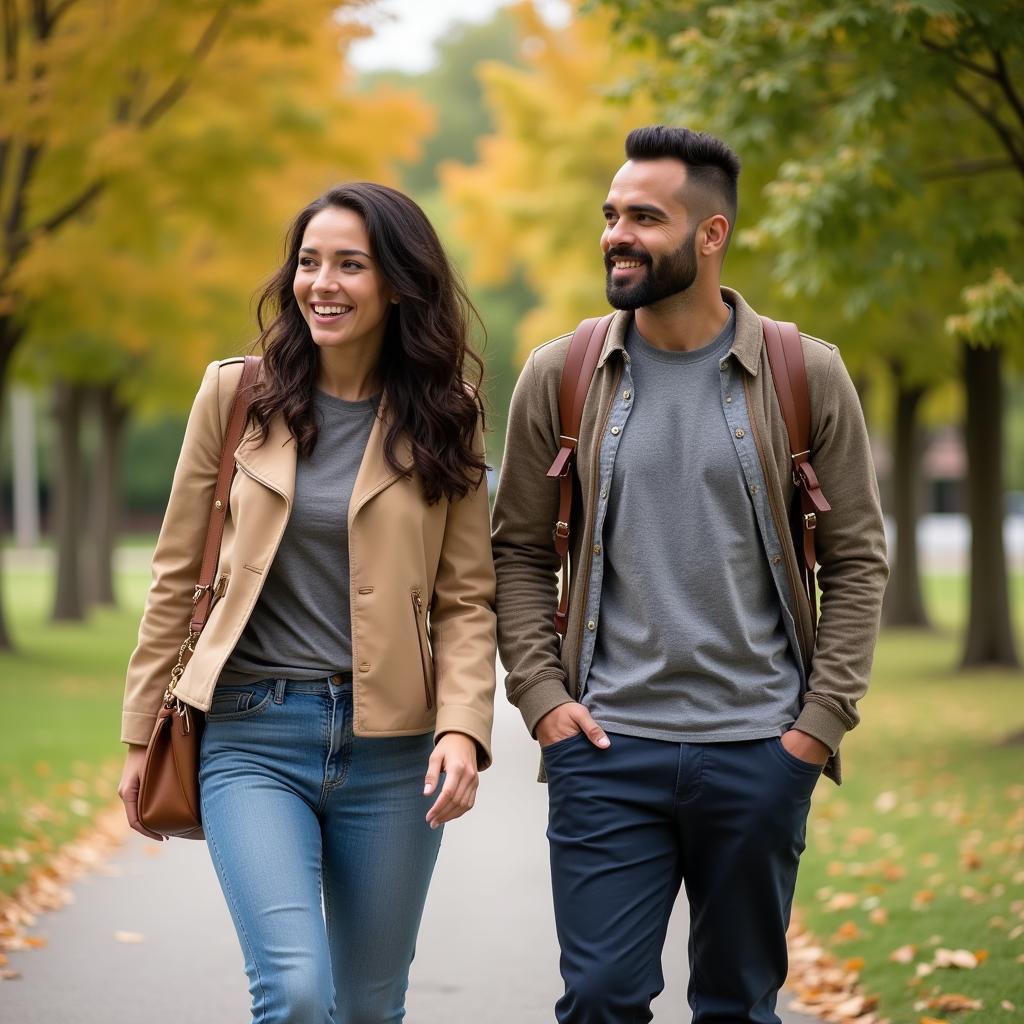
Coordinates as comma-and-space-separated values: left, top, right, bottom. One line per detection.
541, 731, 589, 759
207, 684, 274, 722
771, 736, 825, 776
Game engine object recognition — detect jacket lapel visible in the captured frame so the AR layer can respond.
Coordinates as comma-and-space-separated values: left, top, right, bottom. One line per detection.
350, 399, 413, 523
231, 397, 412, 517
234, 413, 297, 505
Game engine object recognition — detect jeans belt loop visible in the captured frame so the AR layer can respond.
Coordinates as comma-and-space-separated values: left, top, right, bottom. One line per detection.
274, 678, 287, 704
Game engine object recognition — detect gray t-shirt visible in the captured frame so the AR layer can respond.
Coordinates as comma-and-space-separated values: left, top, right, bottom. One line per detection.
220, 389, 378, 683
582, 310, 801, 741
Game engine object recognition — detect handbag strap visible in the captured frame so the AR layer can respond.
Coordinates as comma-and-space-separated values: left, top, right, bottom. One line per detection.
546, 314, 613, 635
759, 317, 831, 623
188, 356, 262, 636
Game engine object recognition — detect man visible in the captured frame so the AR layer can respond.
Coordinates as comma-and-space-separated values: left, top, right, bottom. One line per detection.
491, 125, 888, 1023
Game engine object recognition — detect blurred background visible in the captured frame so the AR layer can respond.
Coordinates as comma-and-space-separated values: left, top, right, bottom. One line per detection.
0, 2, 1021, 1021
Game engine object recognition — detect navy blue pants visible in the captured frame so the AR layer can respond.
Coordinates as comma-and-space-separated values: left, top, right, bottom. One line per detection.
543, 732, 821, 1024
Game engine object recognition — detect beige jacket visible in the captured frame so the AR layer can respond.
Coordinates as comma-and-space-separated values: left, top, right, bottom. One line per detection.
492, 288, 888, 783
122, 358, 497, 767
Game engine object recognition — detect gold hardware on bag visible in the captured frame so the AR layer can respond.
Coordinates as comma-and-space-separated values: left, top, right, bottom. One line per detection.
804, 512, 817, 529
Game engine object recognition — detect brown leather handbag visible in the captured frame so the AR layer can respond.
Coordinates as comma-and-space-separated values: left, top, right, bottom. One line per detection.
137, 356, 261, 839
546, 313, 831, 634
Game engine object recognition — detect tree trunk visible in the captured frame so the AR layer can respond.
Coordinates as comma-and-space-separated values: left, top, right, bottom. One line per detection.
883, 375, 930, 627
961, 342, 1019, 668
11, 387, 41, 547
0, 315, 22, 650
87, 383, 128, 606
51, 379, 87, 622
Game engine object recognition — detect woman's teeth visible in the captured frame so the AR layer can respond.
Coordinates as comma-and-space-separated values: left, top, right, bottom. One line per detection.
313, 304, 351, 316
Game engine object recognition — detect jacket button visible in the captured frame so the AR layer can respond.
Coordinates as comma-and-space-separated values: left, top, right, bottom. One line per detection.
587, 620, 596, 631
772, 555, 782, 565
593, 544, 601, 555
750, 484, 759, 494
735, 428, 745, 439
725, 395, 733, 404
359, 663, 371, 672
600, 488, 608, 499
623, 390, 631, 400
610, 426, 620, 436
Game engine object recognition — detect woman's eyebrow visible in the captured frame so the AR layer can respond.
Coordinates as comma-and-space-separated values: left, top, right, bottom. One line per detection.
299, 246, 372, 258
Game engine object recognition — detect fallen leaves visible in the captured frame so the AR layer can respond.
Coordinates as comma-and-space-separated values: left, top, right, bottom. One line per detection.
915, 993, 984, 1012
0, 801, 131, 979
891, 944, 916, 964
932, 948, 979, 969
786, 917, 881, 1023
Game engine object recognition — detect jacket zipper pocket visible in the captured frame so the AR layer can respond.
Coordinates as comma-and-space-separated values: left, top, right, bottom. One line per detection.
212, 572, 230, 605
411, 589, 435, 710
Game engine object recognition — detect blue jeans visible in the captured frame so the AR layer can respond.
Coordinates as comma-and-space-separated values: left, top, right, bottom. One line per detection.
544, 732, 820, 1024
199, 676, 443, 1024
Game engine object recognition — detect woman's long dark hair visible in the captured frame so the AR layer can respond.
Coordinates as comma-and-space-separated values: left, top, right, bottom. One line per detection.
248, 182, 486, 504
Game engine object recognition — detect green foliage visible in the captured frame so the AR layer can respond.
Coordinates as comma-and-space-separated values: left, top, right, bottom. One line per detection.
590, 0, 1024, 374
362, 9, 524, 195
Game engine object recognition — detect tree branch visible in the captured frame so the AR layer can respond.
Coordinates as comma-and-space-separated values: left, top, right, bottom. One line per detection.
2, 0, 18, 82
30, 0, 48, 39
46, 0, 82, 33
949, 80, 1024, 176
991, 48, 1024, 133
919, 158, 1018, 181
33, 177, 106, 239
137, 2, 232, 130
920, 35, 999, 81
3, 143, 43, 255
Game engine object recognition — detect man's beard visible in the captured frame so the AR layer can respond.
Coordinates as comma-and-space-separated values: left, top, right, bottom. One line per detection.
604, 229, 698, 310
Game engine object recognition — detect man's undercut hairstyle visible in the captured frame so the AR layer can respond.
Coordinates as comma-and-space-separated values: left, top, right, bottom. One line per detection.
625, 125, 740, 236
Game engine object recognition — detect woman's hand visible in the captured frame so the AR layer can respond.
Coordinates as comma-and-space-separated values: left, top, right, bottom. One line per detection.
117, 745, 166, 842
423, 732, 479, 829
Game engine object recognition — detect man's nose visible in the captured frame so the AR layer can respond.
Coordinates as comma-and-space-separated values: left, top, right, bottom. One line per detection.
604, 220, 634, 250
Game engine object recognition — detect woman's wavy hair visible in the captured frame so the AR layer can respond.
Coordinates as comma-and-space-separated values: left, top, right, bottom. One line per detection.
248, 182, 486, 504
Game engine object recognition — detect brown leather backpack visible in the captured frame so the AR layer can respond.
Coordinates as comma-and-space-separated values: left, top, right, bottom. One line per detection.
545, 314, 830, 636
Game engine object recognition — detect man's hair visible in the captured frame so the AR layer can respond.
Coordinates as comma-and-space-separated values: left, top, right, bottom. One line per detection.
625, 125, 740, 232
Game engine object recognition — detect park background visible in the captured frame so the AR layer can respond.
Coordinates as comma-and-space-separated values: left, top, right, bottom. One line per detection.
0, 1, 1022, 1021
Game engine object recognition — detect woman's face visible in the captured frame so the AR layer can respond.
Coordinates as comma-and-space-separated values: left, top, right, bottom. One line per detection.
292, 206, 396, 356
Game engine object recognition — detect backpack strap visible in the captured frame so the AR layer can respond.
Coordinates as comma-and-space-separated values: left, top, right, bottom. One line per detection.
546, 314, 614, 635
759, 317, 831, 623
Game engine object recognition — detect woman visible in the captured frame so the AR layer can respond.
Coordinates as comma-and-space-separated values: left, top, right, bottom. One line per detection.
117, 182, 496, 1023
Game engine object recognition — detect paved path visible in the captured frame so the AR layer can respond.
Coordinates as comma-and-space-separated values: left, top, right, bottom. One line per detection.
0, 698, 822, 1023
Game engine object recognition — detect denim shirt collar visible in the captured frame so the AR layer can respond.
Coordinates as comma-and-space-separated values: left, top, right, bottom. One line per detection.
597, 286, 762, 377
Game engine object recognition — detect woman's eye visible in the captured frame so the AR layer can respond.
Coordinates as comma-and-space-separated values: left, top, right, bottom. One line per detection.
299, 257, 317, 267
342, 261, 363, 270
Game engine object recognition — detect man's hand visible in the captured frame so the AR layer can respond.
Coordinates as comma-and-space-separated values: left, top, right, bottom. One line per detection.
780, 729, 830, 766
424, 732, 479, 829
536, 702, 610, 750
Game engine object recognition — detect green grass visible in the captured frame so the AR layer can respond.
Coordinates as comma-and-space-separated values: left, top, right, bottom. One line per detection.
0, 552, 1022, 1022
0, 555, 151, 895
795, 573, 1024, 1023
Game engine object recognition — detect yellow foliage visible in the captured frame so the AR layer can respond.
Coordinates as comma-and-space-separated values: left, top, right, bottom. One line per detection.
441, 1, 656, 365
2, 0, 431, 408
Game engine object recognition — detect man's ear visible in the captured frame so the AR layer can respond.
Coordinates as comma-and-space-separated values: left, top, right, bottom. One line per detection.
700, 213, 731, 257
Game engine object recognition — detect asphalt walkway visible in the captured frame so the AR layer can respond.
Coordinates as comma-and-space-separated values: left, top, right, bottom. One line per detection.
0, 697, 823, 1023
